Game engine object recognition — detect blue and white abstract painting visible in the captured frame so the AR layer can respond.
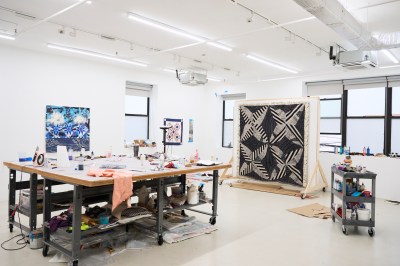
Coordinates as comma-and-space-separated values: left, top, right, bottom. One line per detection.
46, 105, 90, 152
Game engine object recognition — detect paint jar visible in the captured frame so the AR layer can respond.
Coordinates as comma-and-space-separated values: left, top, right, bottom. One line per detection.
187, 184, 199, 204
99, 214, 109, 225
29, 229, 43, 249
357, 208, 370, 221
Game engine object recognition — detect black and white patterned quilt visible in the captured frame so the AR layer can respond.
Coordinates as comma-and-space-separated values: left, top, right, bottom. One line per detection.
238, 103, 308, 187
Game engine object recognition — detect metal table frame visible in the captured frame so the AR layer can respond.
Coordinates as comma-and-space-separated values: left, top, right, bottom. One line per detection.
40, 168, 222, 266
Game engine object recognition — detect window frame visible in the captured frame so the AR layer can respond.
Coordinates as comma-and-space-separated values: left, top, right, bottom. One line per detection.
320, 97, 342, 135
319, 96, 343, 152
342, 86, 390, 154
222, 100, 234, 148
125, 96, 150, 140
310, 77, 400, 155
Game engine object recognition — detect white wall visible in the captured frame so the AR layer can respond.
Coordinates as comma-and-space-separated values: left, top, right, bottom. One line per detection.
0, 44, 211, 201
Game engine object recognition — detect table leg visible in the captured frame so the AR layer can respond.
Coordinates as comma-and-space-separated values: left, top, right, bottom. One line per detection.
43, 179, 52, 257
8, 169, 16, 232
156, 178, 164, 245
71, 185, 83, 261
29, 173, 38, 231
210, 170, 218, 225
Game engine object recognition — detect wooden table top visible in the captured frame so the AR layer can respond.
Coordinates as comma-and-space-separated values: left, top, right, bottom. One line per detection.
3, 160, 231, 187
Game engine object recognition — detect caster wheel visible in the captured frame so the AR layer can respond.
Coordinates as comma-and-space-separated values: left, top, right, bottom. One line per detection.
9, 224, 13, 233
368, 228, 375, 237
209, 217, 216, 225
72, 260, 78, 266
158, 236, 164, 246
322, 187, 326, 192
301, 194, 306, 199
181, 210, 186, 216
342, 226, 347, 235
42, 244, 49, 257
219, 181, 223, 185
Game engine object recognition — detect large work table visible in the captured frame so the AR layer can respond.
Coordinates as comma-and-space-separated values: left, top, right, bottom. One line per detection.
4, 158, 231, 266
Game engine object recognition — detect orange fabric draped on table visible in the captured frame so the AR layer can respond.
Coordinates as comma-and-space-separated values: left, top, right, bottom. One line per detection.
87, 169, 133, 214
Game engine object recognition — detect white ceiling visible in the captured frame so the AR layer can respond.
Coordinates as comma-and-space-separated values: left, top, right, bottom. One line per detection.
0, 0, 399, 83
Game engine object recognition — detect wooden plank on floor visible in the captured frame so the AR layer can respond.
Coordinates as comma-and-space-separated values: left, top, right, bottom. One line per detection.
231, 182, 301, 196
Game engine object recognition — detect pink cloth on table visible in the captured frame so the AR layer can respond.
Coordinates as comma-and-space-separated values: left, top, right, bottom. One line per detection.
87, 169, 133, 212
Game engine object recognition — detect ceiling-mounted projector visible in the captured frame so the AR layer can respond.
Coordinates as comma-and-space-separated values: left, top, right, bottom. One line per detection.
176, 70, 208, 86
330, 47, 378, 70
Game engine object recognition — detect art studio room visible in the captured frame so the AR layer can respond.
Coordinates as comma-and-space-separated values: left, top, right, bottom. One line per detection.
0, 0, 400, 265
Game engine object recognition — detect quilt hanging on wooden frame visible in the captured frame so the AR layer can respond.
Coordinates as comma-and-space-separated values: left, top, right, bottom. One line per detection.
238, 102, 309, 187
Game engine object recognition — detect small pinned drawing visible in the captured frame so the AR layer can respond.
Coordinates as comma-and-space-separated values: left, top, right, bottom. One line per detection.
164, 118, 183, 145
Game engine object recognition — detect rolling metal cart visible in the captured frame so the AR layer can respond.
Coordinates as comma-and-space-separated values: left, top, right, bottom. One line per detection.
330, 165, 376, 236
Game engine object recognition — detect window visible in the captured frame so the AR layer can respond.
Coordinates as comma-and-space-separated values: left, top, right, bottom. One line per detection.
320, 95, 342, 152
346, 87, 386, 154
221, 93, 246, 148
308, 76, 400, 155
222, 100, 234, 148
125, 95, 149, 142
392, 87, 400, 154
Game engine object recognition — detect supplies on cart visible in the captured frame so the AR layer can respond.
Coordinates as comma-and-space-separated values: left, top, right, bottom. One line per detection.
19, 185, 44, 211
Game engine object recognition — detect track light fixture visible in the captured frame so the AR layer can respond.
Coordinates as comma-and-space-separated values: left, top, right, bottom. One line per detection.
247, 11, 254, 23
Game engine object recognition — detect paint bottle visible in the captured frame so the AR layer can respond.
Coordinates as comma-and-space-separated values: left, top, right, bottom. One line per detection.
78, 153, 84, 171
91, 151, 94, 160
195, 149, 199, 161
159, 154, 165, 170
367, 147, 370, 156
140, 154, 146, 167
68, 148, 73, 161
362, 147, 366, 156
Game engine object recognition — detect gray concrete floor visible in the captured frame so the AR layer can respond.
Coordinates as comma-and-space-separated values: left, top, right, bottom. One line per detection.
0, 185, 399, 266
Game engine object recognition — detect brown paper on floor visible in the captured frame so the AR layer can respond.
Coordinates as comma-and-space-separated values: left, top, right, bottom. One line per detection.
287, 203, 332, 219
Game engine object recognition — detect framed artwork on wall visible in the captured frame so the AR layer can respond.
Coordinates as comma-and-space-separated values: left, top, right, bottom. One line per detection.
164, 118, 183, 145
45, 105, 90, 152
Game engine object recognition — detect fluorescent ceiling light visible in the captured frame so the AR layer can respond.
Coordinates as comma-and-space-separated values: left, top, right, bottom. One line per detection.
260, 76, 297, 82
47, 43, 147, 67
246, 54, 298, 74
163, 68, 176, 73
382, 50, 399, 64
208, 76, 222, 82
85, 1, 92, 4
128, 13, 204, 42
379, 64, 400, 69
0, 33, 15, 40
207, 42, 232, 52
127, 13, 232, 52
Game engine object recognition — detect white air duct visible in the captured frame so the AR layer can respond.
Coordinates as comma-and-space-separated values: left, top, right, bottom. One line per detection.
293, 0, 400, 50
